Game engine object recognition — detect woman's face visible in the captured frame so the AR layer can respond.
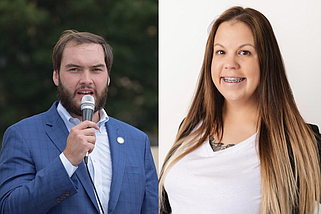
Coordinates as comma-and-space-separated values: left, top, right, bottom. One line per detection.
211, 21, 260, 105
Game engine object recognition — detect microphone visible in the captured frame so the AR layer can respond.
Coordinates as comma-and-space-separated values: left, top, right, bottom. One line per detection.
81, 95, 95, 164
81, 95, 95, 121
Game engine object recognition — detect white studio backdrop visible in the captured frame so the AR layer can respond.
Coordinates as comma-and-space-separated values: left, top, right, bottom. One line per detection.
159, 0, 321, 167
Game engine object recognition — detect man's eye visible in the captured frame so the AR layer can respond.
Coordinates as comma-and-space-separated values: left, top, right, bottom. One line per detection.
239, 50, 251, 56
69, 68, 78, 72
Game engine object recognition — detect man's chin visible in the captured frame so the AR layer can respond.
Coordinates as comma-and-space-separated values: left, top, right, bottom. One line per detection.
59, 98, 82, 116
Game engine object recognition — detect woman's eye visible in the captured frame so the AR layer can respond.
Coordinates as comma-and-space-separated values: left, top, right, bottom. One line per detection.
216, 50, 225, 55
239, 50, 251, 56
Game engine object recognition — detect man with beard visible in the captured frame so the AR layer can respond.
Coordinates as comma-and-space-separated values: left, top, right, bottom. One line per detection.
0, 30, 158, 214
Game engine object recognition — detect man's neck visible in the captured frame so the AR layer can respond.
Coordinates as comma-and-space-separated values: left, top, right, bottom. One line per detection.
91, 111, 101, 123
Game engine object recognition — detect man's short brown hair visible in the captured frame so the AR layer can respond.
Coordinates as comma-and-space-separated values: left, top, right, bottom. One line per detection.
52, 30, 113, 74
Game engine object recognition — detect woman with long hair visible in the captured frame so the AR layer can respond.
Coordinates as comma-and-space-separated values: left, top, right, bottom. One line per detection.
159, 6, 321, 214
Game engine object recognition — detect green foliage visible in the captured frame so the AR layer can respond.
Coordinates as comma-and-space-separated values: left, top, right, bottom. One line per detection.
0, 0, 158, 147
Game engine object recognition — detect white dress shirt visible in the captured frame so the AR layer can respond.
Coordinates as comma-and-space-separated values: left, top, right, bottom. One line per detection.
57, 102, 112, 214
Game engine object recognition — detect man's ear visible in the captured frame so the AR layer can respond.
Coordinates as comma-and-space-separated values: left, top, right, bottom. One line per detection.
53, 70, 59, 86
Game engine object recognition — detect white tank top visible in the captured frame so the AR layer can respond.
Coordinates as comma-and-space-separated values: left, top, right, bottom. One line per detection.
164, 132, 261, 214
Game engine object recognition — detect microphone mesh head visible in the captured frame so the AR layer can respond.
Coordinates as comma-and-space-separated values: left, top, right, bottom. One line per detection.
81, 95, 95, 111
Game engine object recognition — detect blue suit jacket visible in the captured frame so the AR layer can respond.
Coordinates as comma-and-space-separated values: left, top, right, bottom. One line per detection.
0, 102, 158, 214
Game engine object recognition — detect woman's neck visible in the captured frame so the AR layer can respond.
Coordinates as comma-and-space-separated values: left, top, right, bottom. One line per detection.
218, 99, 259, 144
223, 98, 259, 124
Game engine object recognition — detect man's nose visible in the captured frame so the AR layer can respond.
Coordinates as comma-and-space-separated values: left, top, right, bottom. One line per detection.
79, 70, 93, 85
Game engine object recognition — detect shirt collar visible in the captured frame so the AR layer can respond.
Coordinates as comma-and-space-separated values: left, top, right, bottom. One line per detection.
57, 101, 109, 131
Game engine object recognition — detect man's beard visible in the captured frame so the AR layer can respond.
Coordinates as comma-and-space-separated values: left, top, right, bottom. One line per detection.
57, 80, 108, 117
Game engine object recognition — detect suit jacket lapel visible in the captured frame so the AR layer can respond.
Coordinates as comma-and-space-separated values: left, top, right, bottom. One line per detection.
106, 118, 127, 213
45, 102, 69, 153
44, 102, 100, 212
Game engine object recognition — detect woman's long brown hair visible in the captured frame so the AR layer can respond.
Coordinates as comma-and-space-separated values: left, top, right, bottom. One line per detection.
159, 6, 320, 214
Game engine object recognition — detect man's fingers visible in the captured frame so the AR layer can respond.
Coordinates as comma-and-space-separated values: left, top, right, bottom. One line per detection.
82, 128, 96, 136
78, 120, 99, 130
64, 120, 98, 165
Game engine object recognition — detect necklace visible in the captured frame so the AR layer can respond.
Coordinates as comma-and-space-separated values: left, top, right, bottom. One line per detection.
209, 135, 235, 152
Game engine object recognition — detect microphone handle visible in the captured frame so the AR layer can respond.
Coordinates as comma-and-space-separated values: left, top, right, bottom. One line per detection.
82, 108, 93, 164
82, 108, 94, 121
